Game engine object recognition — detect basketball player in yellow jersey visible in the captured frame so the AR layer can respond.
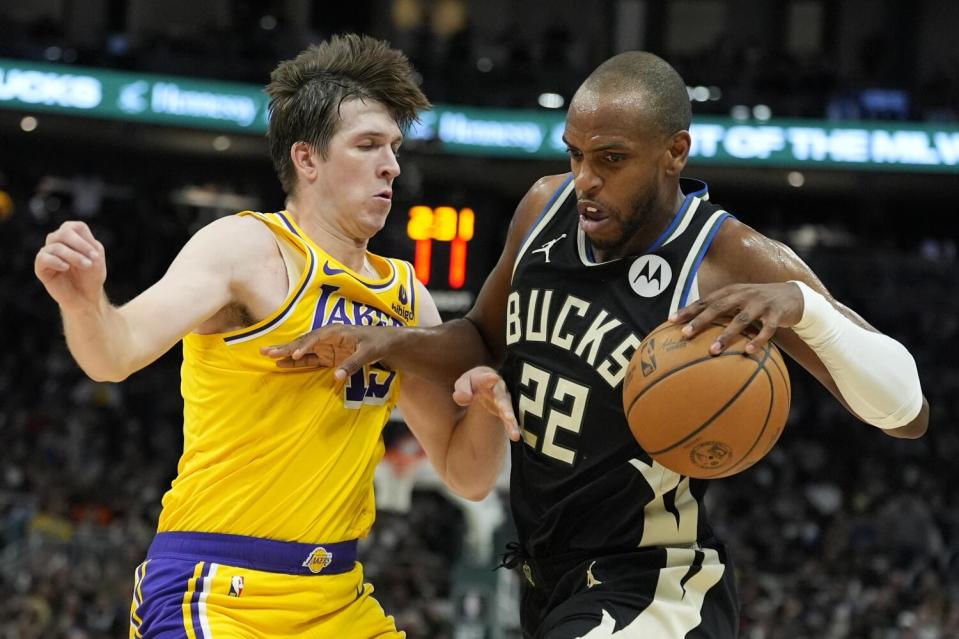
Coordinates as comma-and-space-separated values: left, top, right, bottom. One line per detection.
34, 35, 518, 638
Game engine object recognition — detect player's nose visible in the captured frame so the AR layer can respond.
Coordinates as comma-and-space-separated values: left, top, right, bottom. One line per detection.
379, 148, 401, 179
574, 163, 601, 195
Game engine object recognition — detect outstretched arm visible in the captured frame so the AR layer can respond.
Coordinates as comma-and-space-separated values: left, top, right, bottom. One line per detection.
671, 219, 928, 439
262, 174, 571, 385
35, 217, 253, 382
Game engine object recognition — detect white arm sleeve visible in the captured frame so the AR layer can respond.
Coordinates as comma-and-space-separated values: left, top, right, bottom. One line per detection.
790, 280, 923, 429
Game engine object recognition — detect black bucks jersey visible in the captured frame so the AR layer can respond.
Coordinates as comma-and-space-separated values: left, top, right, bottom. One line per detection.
503, 176, 733, 560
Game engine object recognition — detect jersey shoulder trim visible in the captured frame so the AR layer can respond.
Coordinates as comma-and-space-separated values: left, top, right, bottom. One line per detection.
668, 210, 733, 314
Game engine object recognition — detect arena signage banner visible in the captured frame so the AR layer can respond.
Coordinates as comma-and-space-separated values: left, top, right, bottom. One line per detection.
2, 58, 958, 173
407, 107, 959, 172
0, 58, 269, 131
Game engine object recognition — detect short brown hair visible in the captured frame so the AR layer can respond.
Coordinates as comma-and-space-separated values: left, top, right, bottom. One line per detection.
265, 34, 430, 195
581, 51, 691, 137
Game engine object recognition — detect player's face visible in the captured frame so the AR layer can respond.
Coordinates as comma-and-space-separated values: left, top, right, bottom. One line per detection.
314, 99, 402, 240
563, 92, 674, 260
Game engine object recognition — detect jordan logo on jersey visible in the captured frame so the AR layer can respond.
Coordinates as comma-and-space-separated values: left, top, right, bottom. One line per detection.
531, 234, 567, 263
629, 255, 672, 297
586, 561, 603, 589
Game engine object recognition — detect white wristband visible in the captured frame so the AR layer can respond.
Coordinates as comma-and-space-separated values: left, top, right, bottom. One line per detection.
790, 280, 923, 429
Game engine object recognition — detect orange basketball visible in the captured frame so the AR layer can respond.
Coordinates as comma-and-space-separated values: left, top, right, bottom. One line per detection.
622, 320, 791, 479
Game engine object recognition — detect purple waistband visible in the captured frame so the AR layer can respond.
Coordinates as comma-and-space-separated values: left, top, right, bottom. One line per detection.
147, 531, 358, 576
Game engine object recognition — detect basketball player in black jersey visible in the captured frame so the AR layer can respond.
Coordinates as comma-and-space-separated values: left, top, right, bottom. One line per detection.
265, 52, 929, 638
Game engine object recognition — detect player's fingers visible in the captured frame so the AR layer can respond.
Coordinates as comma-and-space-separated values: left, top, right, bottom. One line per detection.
452, 372, 476, 406
44, 243, 95, 269
289, 326, 342, 359
292, 332, 331, 359
711, 309, 752, 354
67, 221, 98, 247
263, 329, 326, 358
63, 220, 91, 237
746, 317, 780, 354
35, 251, 70, 274
682, 294, 741, 338
710, 304, 763, 354
275, 354, 322, 368
471, 372, 518, 435
669, 296, 708, 323
470, 370, 504, 403
333, 348, 374, 382
261, 340, 297, 357
493, 385, 520, 441
262, 340, 303, 357
63, 226, 100, 259
673, 284, 744, 323
294, 329, 359, 361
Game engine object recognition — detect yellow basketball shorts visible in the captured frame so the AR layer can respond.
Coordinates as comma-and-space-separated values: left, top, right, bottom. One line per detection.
129, 532, 404, 639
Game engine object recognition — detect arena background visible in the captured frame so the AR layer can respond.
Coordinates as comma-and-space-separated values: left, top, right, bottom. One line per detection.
1, 0, 958, 637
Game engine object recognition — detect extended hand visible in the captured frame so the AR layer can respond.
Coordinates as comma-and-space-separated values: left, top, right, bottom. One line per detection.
452, 366, 520, 442
34, 221, 107, 312
669, 282, 804, 354
261, 324, 392, 380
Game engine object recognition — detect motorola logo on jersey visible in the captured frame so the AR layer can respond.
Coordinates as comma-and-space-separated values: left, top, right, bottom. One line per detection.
628, 255, 672, 297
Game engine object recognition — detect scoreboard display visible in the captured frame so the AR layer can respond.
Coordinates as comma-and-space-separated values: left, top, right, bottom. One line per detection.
406, 205, 475, 289
371, 194, 511, 309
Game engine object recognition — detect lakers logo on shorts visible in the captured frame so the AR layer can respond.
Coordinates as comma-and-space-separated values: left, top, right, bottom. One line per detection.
302, 547, 334, 574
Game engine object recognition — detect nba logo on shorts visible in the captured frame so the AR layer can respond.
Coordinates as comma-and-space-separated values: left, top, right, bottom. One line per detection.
302, 547, 333, 574
228, 575, 244, 597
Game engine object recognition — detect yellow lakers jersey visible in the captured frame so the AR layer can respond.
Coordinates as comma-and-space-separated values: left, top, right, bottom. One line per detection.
158, 210, 420, 543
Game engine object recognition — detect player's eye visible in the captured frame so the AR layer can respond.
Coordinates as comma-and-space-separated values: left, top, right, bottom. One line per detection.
566, 147, 582, 160
604, 153, 625, 163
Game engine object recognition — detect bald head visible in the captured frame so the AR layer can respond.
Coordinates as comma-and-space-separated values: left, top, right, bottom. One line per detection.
574, 51, 691, 138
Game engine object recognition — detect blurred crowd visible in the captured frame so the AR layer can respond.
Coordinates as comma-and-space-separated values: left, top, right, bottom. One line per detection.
713, 249, 959, 639
1, 2, 958, 121
1, 170, 958, 639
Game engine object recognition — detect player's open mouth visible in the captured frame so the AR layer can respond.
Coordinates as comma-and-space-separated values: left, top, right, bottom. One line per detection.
374, 190, 392, 202
577, 200, 610, 233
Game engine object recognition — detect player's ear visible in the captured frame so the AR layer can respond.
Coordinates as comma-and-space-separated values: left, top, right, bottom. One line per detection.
663, 130, 690, 177
290, 141, 319, 184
